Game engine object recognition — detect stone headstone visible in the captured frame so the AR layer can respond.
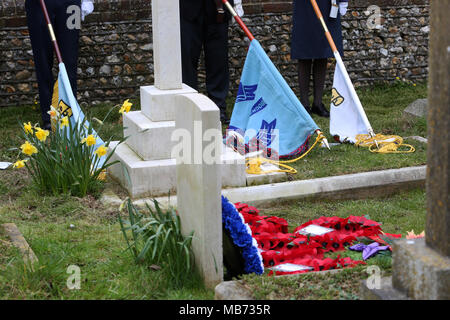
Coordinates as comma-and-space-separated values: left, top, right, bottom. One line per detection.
175, 93, 223, 289
404, 98, 428, 118
425, 0, 449, 258
361, 0, 450, 300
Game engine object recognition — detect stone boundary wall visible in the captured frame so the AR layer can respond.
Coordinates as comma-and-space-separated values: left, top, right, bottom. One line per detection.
0, 0, 429, 107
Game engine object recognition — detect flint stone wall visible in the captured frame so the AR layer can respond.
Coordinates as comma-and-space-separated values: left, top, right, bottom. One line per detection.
0, 0, 429, 108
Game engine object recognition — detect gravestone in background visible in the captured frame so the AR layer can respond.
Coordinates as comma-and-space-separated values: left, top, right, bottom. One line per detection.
361, 0, 449, 300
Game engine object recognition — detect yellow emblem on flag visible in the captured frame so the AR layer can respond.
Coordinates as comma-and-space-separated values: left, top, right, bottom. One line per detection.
331, 88, 344, 107
58, 99, 73, 118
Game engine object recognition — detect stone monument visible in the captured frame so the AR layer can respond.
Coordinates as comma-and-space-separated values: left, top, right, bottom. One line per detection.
175, 93, 224, 288
107, 0, 233, 288
361, 0, 450, 300
107, 0, 246, 199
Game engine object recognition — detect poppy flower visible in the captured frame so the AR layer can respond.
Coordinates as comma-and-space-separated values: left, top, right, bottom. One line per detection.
234, 202, 248, 212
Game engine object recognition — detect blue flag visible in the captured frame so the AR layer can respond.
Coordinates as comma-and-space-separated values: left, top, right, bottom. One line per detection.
55, 62, 106, 167
227, 40, 319, 159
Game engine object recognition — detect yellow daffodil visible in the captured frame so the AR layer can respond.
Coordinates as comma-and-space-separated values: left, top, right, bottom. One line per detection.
35, 127, 50, 142
119, 99, 133, 114
94, 145, 108, 157
13, 159, 27, 169
60, 116, 69, 128
20, 141, 38, 156
23, 122, 33, 134
47, 106, 59, 119
81, 134, 97, 147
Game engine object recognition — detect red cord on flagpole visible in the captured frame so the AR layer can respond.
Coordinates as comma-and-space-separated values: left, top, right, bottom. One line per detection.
222, 0, 255, 41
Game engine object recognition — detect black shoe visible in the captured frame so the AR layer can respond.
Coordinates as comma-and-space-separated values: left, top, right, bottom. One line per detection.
311, 103, 330, 118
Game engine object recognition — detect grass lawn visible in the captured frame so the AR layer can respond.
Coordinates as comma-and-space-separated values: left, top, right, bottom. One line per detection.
0, 168, 212, 299
0, 82, 427, 300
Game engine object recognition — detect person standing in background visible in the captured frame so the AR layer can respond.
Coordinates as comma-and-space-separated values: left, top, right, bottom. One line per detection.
291, 0, 348, 118
179, 0, 244, 125
25, 0, 93, 130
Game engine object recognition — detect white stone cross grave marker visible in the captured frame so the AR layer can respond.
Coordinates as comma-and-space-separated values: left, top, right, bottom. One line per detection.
108, 0, 248, 288
153, 0, 223, 288
151, 0, 182, 90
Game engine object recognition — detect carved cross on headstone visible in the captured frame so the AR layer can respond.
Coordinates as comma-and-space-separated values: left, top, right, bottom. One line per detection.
151, 0, 183, 90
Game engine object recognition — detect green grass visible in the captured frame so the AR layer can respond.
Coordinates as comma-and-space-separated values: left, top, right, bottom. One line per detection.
0, 174, 213, 299
0, 83, 427, 299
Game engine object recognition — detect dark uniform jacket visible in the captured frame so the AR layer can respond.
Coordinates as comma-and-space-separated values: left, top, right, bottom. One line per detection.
180, 0, 234, 24
291, 0, 345, 59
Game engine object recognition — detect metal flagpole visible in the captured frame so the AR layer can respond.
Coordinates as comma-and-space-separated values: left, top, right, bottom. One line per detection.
221, 0, 330, 149
309, 0, 376, 139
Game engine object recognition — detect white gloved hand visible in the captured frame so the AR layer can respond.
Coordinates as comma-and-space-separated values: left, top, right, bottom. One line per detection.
234, 0, 244, 17
81, 0, 94, 21
339, 2, 348, 16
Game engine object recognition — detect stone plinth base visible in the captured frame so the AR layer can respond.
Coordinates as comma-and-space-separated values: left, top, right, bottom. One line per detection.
361, 239, 450, 300
360, 277, 409, 300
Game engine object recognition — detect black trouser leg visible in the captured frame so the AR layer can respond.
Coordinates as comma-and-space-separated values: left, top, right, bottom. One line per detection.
312, 58, 328, 107
180, 14, 230, 120
297, 59, 312, 110
204, 22, 229, 115
311, 58, 330, 117
180, 16, 203, 91
26, 0, 54, 126
25, 0, 80, 126
54, 0, 81, 97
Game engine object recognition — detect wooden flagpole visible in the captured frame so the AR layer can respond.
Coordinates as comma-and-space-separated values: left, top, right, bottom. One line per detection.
221, 0, 255, 41
222, 0, 330, 149
309, 0, 376, 138
39, 0, 63, 64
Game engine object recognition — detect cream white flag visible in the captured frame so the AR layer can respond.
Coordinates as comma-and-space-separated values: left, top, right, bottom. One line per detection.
329, 62, 368, 143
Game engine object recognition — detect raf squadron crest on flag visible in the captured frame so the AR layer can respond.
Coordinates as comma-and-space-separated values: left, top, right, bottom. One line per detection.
236, 83, 258, 103
58, 100, 73, 118
331, 88, 344, 107
256, 119, 277, 147
250, 97, 268, 116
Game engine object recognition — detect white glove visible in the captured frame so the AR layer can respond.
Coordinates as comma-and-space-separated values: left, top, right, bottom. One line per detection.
339, 2, 348, 16
81, 0, 94, 21
234, 0, 244, 17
